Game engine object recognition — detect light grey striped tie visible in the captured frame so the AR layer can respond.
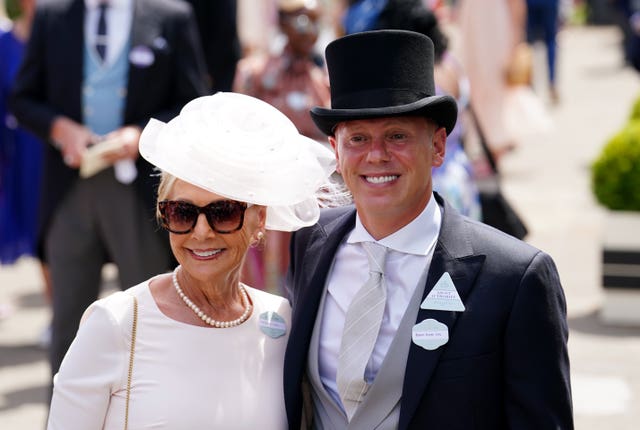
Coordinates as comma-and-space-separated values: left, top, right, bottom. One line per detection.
337, 241, 388, 420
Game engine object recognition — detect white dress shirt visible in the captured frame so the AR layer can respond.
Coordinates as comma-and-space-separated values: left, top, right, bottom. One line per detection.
84, 0, 133, 67
318, 195, 442, 409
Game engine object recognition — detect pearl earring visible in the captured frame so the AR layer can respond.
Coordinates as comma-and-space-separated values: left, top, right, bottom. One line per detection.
250, 231, 265, 248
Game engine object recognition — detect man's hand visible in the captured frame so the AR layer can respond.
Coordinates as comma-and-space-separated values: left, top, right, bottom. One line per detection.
50, 117, 94, 168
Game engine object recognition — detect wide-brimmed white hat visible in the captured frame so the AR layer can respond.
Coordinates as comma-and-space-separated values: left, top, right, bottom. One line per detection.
139, 92, 336, 231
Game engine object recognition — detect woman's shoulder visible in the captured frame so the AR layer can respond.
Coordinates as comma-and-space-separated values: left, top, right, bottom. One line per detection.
244, 286, 289, 306
243, 286, 291, 319
80, 279, 151, 328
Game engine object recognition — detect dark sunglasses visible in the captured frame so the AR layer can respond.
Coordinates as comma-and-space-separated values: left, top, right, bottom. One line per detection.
158, 200, 251, 234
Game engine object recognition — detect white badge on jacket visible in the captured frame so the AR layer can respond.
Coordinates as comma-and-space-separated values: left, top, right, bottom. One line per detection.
412, 318, 449, 350
129, 45, 155, 68
420, 272, 465, 312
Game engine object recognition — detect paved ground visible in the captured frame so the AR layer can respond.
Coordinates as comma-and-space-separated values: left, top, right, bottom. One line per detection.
502, 24, 640, 429
1, 24, 640, 429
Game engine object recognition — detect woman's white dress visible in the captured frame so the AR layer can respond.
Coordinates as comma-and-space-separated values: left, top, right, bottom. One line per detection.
47, 277, 291, 429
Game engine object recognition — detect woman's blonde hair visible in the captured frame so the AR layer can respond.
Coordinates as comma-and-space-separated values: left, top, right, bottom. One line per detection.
155, 171, 179, 224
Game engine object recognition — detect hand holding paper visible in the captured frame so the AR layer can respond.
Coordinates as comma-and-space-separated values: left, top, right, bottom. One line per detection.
51, 116, 93, 169
80, 126, 141, 178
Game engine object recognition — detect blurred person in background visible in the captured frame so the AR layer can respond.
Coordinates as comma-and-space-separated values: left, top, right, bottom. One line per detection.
455, 0, 527, 160
233, 0, 331, 293
234, 0, 329, 141
525, 0, 561, 103
0, 0, 54, 342
422, 12, 482, 220
10, 0, 209, 382
613, 0, 640, 72
184, 0, 241, 92
341, 0, 427, 34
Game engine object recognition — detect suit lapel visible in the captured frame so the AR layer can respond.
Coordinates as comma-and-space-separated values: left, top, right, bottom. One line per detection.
398, 196, 485, 430
307, 281, 348, 427
287, 210, 355, 361
285, 209, 356, 427
63, 0, 85, 120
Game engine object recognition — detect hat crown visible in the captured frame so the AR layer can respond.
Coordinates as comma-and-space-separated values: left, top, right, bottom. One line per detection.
325, 30, 436, 110
310, 29, 458, 136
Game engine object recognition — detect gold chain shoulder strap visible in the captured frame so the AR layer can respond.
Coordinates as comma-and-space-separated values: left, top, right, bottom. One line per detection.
124, 295, 138, 430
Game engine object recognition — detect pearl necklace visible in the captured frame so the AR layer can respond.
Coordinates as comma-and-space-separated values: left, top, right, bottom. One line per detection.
172, 266, 252, 328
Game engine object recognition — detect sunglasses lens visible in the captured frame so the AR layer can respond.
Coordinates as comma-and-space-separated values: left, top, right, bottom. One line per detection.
159, 201, 198, 233
159, 200, 248, 234
205, 201, 247, 233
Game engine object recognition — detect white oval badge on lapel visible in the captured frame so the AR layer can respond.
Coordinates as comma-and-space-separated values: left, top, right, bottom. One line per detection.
412, 318, 449, 351
259, 311, 287, 338
129, 45, 154, 68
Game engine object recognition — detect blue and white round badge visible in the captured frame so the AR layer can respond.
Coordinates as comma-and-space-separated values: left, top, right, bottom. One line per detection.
259, 311, 287, 339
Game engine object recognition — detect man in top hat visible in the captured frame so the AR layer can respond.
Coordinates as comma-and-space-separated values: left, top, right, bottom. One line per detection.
283, 30, 573, 429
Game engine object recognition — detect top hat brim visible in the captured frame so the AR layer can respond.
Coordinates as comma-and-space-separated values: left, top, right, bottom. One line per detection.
310, 94, 458, 136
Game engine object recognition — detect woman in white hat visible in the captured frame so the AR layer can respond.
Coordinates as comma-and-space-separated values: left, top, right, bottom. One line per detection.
46, 92, 338, 429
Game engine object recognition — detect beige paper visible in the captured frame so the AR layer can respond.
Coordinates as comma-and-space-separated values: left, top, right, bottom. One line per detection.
79, 138, 124, 178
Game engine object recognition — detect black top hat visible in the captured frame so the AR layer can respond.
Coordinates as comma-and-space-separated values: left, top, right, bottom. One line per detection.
310, 29, 457, 136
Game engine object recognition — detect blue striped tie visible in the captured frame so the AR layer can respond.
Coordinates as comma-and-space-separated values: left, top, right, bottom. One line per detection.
95, 2, 108, 63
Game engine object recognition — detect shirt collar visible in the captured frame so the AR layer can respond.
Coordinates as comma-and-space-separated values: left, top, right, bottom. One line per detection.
347, 194, 442, 256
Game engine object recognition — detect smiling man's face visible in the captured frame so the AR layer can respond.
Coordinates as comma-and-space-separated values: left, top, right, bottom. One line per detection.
330, 116, 446, 238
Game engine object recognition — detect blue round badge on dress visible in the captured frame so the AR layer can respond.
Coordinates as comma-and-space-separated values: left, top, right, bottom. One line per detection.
259, 311, 287, 338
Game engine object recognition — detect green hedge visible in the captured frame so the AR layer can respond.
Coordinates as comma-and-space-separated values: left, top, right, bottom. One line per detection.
591, 120, 640, 211
630, 96, 640, 121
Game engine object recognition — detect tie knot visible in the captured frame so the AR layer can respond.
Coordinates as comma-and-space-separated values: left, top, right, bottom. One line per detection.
362, 242, 387, 275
